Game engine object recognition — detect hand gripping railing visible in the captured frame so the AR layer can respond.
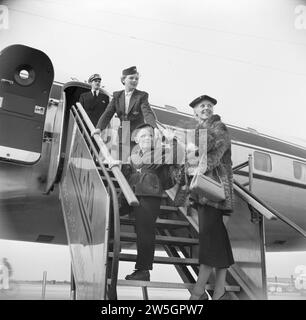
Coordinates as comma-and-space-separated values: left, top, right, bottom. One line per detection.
75, 102, 139, 207
72, 103, 139, 299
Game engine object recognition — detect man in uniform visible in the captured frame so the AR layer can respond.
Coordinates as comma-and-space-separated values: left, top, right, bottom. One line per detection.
79, 73, 109, 126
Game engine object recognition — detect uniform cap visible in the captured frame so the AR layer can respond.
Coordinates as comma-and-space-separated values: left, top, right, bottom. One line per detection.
88, 74, 101, 82
122, 66, 138, 76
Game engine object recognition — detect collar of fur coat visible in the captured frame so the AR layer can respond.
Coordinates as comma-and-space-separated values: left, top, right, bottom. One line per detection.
199, 114, 221, 127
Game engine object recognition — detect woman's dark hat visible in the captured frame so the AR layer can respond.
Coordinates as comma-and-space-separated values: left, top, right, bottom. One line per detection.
131, 123, 154, 141
189, 95, 217, 108
122, 66, 138, 76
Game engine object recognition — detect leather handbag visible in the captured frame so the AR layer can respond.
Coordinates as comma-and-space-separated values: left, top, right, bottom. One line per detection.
189, 168, 225, 202
173, 165, 189, 207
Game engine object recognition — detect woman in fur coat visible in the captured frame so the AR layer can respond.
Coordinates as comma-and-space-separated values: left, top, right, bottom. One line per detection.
187, 94, 235, 300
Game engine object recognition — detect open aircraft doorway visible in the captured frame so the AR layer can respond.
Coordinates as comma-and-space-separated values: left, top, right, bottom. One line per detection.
0, 44, 54, 164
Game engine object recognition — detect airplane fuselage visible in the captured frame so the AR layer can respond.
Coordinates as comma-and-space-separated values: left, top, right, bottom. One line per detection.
0, 81, 305, 252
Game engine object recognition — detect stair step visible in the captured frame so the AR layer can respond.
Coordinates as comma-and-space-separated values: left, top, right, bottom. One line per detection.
108, 279, 240, 292
101, 176, 118, 182
120, 232, 198, 246
109, 252, 199, 266
120, 217, 189, 228
96, 166, 109, 171
160, 205, 178, 212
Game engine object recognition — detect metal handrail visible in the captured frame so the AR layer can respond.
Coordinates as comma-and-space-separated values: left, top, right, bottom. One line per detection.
233, 160, 306, 238
232, 161, 249, 172
75, 102, 139, 207
71, 105, 120, 299
72, 106, 124, 300
234, 180, 306, 238
233, 182, 276, 220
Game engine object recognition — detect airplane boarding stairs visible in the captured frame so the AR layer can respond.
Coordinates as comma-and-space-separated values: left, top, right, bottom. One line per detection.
57, 102, 306, 300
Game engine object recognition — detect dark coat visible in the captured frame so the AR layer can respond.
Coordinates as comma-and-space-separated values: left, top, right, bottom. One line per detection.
193, 114, 234, 214
128, 139, 184, 197
96, 89, 157, 145
79, 91, 109, 126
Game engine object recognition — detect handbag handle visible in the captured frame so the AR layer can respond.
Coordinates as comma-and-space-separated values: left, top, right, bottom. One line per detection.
194, 151, 222, 185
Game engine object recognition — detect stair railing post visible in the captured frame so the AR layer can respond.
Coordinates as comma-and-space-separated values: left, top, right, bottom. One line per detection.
248, 154, 253, 193
248, 154, 260, 224
248, 154, 267, 298
70, 265, 76, 300
41, 271, 47, 300
141, 286, 149, 300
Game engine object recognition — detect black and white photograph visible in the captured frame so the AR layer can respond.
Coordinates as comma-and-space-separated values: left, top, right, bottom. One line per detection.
0, 0, 306, 308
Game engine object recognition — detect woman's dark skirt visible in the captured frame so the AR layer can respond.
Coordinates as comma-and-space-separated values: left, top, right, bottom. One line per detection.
198, 204, 234, 268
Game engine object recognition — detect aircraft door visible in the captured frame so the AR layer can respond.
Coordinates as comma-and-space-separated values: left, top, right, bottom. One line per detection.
0, 44, 54, 163
46, 92, 66, 193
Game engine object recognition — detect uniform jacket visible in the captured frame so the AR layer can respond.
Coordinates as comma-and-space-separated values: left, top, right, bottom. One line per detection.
96, 89, 157, 141
128, 139, 184, 197
79, 91, 109, 126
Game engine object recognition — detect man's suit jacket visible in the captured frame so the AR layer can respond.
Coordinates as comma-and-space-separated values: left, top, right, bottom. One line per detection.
96, 89, 157, 139
79, 91, 109, 126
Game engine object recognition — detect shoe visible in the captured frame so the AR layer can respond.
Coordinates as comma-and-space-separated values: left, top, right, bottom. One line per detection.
125, 269, 150, 281
199, 292, 209, 300
214, 291, 226, 300
189, 291, 208, 300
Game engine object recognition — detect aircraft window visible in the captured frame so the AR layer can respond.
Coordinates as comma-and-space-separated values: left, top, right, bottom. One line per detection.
293, 161, 306, 181
14, 64, 35, 86
19, 69, 29, 79
254, 151, 272, 172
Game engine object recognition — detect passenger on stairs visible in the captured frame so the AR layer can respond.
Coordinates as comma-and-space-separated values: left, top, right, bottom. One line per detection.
92, 67, 161, 216
124, 123, 185, 281
181, 94, 235, 300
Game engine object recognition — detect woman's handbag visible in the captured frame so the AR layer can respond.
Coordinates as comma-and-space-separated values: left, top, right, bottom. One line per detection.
173, 165, 189, 207
189, 168, 225, 203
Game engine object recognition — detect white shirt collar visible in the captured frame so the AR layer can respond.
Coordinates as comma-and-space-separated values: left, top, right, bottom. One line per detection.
125, 89, 134, 96
92, 89, 99, 96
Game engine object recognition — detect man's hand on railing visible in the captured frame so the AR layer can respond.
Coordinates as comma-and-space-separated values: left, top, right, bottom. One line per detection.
92, 128, 109, 143
107, 159, 122, 169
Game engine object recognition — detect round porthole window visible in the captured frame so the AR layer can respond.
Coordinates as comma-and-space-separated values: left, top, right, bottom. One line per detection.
14, 65, 35, 86
19, 69, 29, 79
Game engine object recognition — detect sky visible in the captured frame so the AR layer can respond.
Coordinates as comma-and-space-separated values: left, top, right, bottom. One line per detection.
0, 0, 306, 282
1, 0, 306, 144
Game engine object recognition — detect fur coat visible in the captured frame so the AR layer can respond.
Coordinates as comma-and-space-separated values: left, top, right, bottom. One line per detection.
186, 114, 234, 214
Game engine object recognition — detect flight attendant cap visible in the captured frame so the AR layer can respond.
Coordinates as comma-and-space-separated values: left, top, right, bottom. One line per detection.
122, 66, 138, 76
